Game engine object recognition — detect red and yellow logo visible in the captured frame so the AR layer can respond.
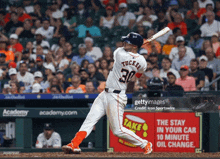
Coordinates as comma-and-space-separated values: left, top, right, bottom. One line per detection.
118, 114, 149, 147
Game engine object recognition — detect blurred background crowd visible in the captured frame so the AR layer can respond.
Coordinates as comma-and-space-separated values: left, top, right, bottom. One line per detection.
0, 0, 219, 94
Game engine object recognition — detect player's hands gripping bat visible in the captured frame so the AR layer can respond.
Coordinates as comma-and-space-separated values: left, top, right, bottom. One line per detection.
143, 27, 171, 45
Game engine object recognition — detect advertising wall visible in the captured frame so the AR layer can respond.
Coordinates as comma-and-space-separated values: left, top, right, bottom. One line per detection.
107, 112, 202, 153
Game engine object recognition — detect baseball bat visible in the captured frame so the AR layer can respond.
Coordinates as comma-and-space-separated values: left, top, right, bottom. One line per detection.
143, 27, 171, 45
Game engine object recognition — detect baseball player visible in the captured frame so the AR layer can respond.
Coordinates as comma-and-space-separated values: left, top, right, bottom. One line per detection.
36, 123, 62, 148
62, 32, 153, 154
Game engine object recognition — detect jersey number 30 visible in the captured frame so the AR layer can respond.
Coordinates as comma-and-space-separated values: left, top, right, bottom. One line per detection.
119, 68, 136, 83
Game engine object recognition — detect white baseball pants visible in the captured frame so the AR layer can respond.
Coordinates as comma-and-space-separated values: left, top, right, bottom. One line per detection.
79, 91, 148, 149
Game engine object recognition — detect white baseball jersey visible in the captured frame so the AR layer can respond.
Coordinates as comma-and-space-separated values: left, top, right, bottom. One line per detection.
78, 47, 149, 150
106, 47, 147, 90
36, 131, 61, 148
17, 72, 34, 90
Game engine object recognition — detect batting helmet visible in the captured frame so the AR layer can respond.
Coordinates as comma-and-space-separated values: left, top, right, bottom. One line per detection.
121, 32, 143, 48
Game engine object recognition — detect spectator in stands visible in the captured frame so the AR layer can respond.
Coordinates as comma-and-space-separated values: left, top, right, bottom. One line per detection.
165, 70, 184, 96
84, 37, 103, 61
44, 52, 56, 70
17, 62, 34, 91
200, 11, 220, 37
142, 29, 161, 54
30, 45, 45, 61
23, 0, 34, 14
8, 81, 20, 94
100, 5, 116, 29
62, 8, 77, 32
50, 85, 62, 93
79, 68, 89, 85
136, 24, 148, 39
169, 36, 195, 60
81, 59, 90, 69
50, 0, 63, 19
172, 27, 182, 38
44, 64, 55, 85
33, 30, 50, 54
198, 0, 214, 9
47, 77, 64, 93
171, 45, 191, 71
139, 48, 148, 60
72, 44, 94, 66
162, 35, 176, 55
138, 73, 148, 90
35, 18, 54, 40
115, 3, 136, 29
0, 11, 6, 27
16, 5, 31, 23
136, 6, 157, 28
36, 123, 61, 148
215, 1, 220, 20
33, 19, 42, 30
0, 41, 14, 62
188, 30, 204, 54
53, 18, 71, 40
54, 47, 69, 71
3, 68, 25, 93
34, 55, 45, 76
189, 59, 205, 90
89, 0, 105, 26
75, 17, 101, 38
167, 13, 188, 36
160, 57, 180, 79
0, 52, 7, 70
198, 3, 216, 25
56, 70, 69, 90
211, 33, 220, 54
16, 19, 35, 38
205, 47, 220, 79
102, 46, 113, 64
65, 75, 86, 93
144, 59, 153, 79
25, 41, 34, 54
198, 40, 212, 57
152, 8, 168, 32
32, 82, 43, 93
64, 42, 75, 62
51, 36, 66, 54
98, 58, 109, 72
8, 34, 23, 62
29, 3, 43, 20
85, 80, 97, 93
152, 66, 168, 86
65, 63, 80, 83
148, 52, 160, 68
199, 55, 213, 90
4, 12, 23, 33
186, 1, 206, 20
57, 0, 69, 12
4, 3, 17, 24
166, 8, 178, 23
76, 1, 88, 25
33, 71, 46, 91
88, 63, 106, 87
175, 65, 196, 91
20, 49, 31, 66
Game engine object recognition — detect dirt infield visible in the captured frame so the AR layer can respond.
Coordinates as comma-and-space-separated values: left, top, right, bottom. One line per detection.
1, 152, 220, 158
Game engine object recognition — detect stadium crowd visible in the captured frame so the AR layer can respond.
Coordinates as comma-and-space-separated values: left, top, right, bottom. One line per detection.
0, 0, 219, 94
